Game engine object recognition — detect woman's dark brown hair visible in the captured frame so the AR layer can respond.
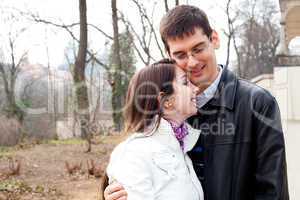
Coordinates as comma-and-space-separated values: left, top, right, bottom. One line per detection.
100, 59, 176, 199
123, 58, 176, 135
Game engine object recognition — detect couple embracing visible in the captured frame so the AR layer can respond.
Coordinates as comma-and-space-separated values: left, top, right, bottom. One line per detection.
102, 5, 289, 200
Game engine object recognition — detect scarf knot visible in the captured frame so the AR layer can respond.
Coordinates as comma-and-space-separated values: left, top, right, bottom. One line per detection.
169, 122, 188, 151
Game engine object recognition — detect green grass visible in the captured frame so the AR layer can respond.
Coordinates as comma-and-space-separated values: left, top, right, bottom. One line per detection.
0, 180, 32, 193
0, 146, 13, 153
0, 146, 16, 159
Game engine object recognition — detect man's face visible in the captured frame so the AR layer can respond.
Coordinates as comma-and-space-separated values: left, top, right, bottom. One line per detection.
167, 28, 220, 88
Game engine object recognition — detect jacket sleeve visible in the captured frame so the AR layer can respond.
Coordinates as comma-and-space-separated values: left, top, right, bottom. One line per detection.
106, 143, 155, 200
253, 94, 289, 200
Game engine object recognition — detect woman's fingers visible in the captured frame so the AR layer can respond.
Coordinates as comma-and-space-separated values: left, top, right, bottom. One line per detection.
104, 183, 127, 200
108, 190, 127, 200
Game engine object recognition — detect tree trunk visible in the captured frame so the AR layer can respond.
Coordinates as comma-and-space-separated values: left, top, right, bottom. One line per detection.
73, 0, 91, 152
46, 32, 58, 139
111, 0, 124, 131
0, 38, 24, 123
225, 0, 232, 68
232, 34, 241, 76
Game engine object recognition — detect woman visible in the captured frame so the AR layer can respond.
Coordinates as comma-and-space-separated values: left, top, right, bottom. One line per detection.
102, 59, 203, 200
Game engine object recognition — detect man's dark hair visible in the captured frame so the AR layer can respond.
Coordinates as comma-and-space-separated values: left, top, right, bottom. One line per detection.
160, 5, 213, 54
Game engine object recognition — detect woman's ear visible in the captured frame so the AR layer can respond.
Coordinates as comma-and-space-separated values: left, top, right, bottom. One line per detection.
158, 92, 175, 110
163, 96, 175, 110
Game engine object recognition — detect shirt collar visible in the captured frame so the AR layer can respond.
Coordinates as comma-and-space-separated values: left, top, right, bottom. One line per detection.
207, 66, 237, 110
196, 65, 223, 108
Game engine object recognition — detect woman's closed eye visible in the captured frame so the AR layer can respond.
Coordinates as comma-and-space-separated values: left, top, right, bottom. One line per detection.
176, 53, 187, 60
180, 75, 188, 85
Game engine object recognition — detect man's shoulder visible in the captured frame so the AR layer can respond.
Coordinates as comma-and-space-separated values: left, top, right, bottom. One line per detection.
235, 77, 276, 107
221, 68, 275, 103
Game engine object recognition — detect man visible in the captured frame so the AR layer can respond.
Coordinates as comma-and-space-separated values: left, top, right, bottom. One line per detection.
104, 5, 289, 200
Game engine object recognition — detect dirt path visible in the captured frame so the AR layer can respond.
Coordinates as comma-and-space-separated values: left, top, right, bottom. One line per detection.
0, 136, 122, 200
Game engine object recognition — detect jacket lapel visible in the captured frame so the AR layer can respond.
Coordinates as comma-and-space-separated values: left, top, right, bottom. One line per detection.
207, 66, 238, 110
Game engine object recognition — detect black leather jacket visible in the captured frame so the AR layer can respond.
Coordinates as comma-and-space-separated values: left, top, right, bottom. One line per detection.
187, 67, 289, 200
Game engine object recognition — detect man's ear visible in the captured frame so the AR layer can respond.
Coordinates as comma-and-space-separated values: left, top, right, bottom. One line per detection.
210, 30, 220, 50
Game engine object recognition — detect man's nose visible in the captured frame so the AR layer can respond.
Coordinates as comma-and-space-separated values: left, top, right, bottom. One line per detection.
187, 54, 199, 69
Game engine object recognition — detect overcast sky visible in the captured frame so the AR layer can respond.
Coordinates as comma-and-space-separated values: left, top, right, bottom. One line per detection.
1, 0, 290, 70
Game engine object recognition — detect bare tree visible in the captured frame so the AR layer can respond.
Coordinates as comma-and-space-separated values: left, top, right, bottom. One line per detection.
119, 0, 165, 65
44, 28, 58, 138
235, 0, 280, 79
25, 0, 164, 66
89, 59, 101, 126
221, 0, 240, 70
73, 0, 91, 152
219, 0, 280, 79
108, 30, 136, 131
0, 28, 28, 122
24, 5, 112, 137
164, 0, 169, 12
26, 13, 111, 71
111, 0, 122, 72
111, 0, 124, 131
164, 0, 179, 12
19, 0, 166, 133
63, 40, 103, 137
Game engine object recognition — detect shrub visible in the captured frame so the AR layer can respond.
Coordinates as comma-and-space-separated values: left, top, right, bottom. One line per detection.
0, 116, 21, 146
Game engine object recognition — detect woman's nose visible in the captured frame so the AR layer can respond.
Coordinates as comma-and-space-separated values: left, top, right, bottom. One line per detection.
193, 86, 200, 95
189, 82, 199, 94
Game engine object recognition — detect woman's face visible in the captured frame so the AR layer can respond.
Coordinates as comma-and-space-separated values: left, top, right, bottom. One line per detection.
169, 66, 198, 119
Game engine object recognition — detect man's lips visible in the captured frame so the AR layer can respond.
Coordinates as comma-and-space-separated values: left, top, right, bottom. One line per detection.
190, 65, 206, 77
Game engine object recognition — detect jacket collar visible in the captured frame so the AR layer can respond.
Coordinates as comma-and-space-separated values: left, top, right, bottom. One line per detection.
150, 118, 200, 153
206, 65, 238, 110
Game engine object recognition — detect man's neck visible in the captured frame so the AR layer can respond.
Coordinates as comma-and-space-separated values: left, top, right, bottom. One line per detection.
197, 66, 220, 94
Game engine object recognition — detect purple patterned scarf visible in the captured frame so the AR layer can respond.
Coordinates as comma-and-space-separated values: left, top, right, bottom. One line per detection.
169, 121, 188, 151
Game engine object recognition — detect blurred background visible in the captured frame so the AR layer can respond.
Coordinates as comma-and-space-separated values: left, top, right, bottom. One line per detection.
0, 0, 299, 199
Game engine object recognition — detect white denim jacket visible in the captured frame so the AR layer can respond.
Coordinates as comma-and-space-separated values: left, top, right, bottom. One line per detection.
106, 118, 204, 200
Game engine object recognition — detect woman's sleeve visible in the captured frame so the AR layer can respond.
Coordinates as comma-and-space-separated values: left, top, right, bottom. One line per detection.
106, 143, 155, 200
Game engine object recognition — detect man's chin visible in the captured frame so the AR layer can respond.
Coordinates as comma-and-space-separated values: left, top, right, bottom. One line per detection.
191, 78, 206, 86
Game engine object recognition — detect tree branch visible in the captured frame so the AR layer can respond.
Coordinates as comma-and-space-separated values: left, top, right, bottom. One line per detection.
164, 0, 169, 12
132, 0, 165, 58
29, 14, 110, 70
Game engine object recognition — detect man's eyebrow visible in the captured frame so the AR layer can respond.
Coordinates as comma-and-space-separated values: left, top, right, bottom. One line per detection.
172, 41, 206, 55
173, 51, 185, 56
192, 42, 206, 49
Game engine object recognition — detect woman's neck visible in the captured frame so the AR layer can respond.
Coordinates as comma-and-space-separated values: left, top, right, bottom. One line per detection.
163, 115, 185, 126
